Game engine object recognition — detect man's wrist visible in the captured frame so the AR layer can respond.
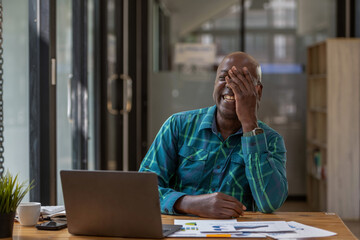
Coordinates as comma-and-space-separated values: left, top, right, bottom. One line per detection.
243, 127, 264, 137
242, 122, 258, 133
174, 195, 190, 214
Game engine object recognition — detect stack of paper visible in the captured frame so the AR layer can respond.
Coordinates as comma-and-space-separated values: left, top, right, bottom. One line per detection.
169, 219, 337, 238
41, 206, 66, 221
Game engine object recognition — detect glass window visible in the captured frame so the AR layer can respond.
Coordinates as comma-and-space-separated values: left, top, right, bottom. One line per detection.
88, 0, 95, 171
3, 0, 29, 200
56, 0, 95, 204
56, 0, 73, 205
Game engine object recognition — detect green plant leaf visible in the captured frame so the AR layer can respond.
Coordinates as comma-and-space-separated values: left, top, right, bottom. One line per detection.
0, 171, 35, 214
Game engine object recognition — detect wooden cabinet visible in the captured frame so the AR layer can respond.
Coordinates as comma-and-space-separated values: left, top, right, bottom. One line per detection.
306, 39, 360, 220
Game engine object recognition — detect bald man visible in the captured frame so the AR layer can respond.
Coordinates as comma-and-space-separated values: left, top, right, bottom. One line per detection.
139, 52, 288, 218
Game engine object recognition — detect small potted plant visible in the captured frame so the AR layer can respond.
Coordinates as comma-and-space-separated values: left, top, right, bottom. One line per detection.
0, 172, 34, 238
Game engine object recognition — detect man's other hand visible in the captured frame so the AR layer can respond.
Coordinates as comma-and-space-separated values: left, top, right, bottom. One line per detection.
174, 192, 246, 218
225, 66, 259, 132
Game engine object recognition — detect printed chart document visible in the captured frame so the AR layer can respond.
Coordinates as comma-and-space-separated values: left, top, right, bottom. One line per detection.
266, 221, 337, 239
169, 219, 266, 238
198, 223, 237, 233
197, 221, 293, 233
230, 221, 293, 233
168, 219, 337, 238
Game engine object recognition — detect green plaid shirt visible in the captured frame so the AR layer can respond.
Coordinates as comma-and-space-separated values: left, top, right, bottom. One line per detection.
139, 105, 287, 214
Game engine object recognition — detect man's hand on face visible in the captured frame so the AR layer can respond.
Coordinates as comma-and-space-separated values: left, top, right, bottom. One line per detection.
225, 66, 259, 132
174, 192, 246, 219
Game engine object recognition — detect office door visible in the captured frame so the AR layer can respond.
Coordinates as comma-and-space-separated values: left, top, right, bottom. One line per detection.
104, 0, 127, 171
94, 0, 148, 171
54, 0, 149, 204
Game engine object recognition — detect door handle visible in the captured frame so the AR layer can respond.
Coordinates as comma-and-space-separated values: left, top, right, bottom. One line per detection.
67, 74, 73, 122
120, 74, 132, 114
107, 73, 119, 115
107, 74, 132, 115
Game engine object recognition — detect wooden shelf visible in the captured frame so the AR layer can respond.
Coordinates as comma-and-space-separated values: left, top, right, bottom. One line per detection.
306, 39, 360, 219
307, 173, 325, 181
309, 107, 327, 114
307, 139, 327, 149
308, 74, 327, 80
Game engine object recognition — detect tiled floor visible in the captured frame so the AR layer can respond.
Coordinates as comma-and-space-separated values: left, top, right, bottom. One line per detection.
278, 200, 360, 238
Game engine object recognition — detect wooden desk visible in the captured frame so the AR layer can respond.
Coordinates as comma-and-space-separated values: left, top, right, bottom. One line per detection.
10, 212, 356, 239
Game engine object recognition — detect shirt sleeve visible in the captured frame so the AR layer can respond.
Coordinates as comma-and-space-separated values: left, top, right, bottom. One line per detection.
242, 131, 288, 213
138, 116, 186, 215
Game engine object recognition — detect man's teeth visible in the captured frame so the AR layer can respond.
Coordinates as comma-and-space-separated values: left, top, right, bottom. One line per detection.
224, 95, 235, 100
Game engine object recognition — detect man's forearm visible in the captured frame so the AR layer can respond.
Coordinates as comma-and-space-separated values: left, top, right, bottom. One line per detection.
245, 155, 288, 213
174, 195, 209, 216
242, 133, 288, 213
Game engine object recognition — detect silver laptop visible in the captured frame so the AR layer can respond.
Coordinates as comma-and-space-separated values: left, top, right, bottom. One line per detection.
60, 170, 182, 238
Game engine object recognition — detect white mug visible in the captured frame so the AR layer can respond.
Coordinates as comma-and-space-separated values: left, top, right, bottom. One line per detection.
17, 202, 41, 226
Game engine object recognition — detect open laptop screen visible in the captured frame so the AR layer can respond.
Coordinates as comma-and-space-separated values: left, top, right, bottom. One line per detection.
61, 170, 170, 238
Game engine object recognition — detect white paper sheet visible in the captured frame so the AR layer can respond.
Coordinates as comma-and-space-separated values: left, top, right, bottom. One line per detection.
266, 221, 337, 239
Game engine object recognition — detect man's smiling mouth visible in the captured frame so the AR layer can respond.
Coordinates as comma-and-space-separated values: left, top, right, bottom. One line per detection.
223, 95, 235, 101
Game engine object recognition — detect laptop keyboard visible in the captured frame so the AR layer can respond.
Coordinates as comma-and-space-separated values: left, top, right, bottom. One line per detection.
163, 226, 171, 234
162, 224, 182, 235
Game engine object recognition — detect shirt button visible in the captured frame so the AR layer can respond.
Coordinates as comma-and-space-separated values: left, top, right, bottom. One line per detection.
211, 188, 215, 192
216, 165, 221, 169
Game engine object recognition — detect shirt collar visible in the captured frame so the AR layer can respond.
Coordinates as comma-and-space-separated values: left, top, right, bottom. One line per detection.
199, 105, 243, 135
198, 105, 217, 131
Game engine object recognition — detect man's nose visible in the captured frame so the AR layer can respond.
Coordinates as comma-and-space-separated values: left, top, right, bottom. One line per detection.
225, 82, 231, 89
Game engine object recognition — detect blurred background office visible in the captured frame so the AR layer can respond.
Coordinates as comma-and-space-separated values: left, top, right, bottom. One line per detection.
2, 0, 360, 227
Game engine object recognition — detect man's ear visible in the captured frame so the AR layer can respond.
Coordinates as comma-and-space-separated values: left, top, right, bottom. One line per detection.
256, 84, 263, 101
